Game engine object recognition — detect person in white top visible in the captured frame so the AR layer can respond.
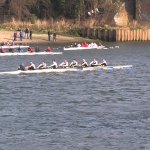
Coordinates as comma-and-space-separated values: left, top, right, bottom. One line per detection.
70, 59, 78, 68
50, 60, 58, 69
59, 59, 69, 68
90, 59, 98, 67
27, 62, 36, 70
77, 43, 81, 47
99, 59, 107, 66
37, 62, 47, 69
80, 59, 88, 67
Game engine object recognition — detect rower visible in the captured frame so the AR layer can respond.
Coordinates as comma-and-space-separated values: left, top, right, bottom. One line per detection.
80, 59, 88, 67
99, 59, 107, 66
27, 62, 36, 70
37, 62, 47, 69
46, 47, 52, 52
59, 59, 69, 68
70, 59, 78, 68
50, 60, 57, 69
0, 48, 6, 53
18, 47, 23, 53
9, 48, 14, 53
90, 58, 98, 67
18, 64, 26, 71
28, 47, 33, 53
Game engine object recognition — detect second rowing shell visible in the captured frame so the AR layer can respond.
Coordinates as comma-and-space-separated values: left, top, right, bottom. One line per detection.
63, 46, 108, 51
0, 52, 63, 56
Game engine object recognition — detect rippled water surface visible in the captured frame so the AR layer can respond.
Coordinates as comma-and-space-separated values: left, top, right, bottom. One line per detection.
0, 42, 150, 150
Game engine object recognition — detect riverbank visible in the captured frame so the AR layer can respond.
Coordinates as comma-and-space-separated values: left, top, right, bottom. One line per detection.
0, 31, 96, 47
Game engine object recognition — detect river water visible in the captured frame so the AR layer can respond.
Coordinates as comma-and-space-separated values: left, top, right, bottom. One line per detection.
0, 42, 150, 150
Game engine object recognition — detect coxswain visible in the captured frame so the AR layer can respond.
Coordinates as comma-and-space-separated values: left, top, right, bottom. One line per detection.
70, 59, 78, 68
46, 47, 52, 52
27, 62, 36, 70
90, 58, 98, 67
80, 59, 88, 67
99, 59, 107, 66
59, 59, 69, 68
37, 62, 47, 69
50, 60, 57, 69
18, 64, 26, 71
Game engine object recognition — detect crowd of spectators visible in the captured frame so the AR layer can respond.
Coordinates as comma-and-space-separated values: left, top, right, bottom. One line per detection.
13, 28, 32, 41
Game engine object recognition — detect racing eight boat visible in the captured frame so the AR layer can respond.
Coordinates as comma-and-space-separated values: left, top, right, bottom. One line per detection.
64, 45, 108, 51
0, 51, 63, 56
0, 65, 133, 75
0, 45, 29, 49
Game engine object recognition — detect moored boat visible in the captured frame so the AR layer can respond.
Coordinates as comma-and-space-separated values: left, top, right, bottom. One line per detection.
0, 65, 133, 75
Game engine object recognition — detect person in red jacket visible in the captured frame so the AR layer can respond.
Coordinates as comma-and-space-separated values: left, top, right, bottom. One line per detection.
46, 47, 52, 52
0, 48, 6, 53
28, 47, 33, 53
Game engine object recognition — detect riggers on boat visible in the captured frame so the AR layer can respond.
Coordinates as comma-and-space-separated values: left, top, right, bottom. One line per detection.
0, 65, 133, 75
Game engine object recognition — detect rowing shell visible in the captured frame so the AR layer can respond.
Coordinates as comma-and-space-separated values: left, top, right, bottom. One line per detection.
64, 45, 108, 51
0, 45, 29, 49
0, 52, 62, 56
0, 65, 133, 75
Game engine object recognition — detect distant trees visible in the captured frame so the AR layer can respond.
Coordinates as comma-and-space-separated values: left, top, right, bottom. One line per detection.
4, 0, 123, 21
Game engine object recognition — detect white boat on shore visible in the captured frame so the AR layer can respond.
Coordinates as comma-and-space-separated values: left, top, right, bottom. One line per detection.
0, 65, 133, 75
0, 51, 63, 56
64, 45, 108, 51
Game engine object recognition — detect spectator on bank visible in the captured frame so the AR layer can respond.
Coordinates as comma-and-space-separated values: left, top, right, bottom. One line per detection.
53, 32, 56, 41
13, 32, 17, 41
48, 31, 51, 41
30, 30, 32, 40
25, 28, 29, 39
20, 30, 23, 41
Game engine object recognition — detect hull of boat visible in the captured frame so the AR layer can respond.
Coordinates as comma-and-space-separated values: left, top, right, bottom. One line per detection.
0, 52, 62, 56
0, 45, 29, 49
64, 46, 107, 51
0, 65, 133, 75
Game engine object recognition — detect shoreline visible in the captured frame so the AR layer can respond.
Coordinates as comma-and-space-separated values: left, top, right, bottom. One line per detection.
0, 31, 97, 47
